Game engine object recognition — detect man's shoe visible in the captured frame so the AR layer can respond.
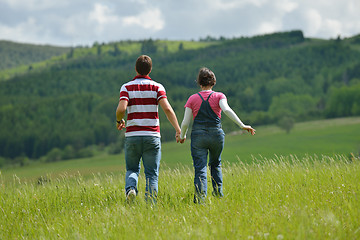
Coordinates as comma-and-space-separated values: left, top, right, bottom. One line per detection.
126, 189, 136, 202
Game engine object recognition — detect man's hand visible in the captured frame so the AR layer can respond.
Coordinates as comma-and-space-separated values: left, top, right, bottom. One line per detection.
116, 119, 126, 130
175, 132, 181, 143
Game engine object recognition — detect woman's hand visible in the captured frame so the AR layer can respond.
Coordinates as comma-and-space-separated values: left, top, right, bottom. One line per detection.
244, 126, 256, 135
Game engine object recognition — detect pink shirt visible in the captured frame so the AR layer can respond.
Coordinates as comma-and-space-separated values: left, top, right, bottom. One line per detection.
184, 91, 226, 119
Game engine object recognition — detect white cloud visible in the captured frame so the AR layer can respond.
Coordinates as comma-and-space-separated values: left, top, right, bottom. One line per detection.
0, 17, 52, 44
249, 0, 269, 8
128, 0, 147, 4
304, 8, 323, 36
322, 19, 342, 37
208, 0, 246, 10
123, 8, 164, 31
257, 22, 281, 35
2, 0, 69, 11
61, 13, 91, 38
275, 0, 298, 13
0, 0, 360, 45
89, 3, 120, 25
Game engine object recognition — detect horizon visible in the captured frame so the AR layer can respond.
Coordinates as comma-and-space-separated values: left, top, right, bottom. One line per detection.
1, 29, 359, 48
1, 0, 360, 47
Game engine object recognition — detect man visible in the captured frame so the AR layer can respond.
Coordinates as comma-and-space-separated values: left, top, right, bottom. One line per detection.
116, 55, 181, 203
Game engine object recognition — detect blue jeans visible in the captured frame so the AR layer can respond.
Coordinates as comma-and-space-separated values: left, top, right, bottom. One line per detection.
191, 128, 225, 203
124, 136, 161, 202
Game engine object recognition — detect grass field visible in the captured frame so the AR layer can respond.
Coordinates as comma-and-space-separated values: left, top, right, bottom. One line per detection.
0, 117, 359, 239
1, 155, 359, 239
1, 117, 359, 183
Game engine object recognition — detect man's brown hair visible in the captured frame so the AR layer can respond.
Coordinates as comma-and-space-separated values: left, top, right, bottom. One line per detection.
197, 67, 216, 87
135, 55, 152, 75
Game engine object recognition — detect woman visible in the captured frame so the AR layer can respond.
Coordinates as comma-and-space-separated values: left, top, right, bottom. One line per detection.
179, 67, 255, 203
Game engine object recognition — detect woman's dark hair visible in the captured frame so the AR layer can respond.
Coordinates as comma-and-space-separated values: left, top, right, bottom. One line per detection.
197, 67, 216, 87
136, 55, 152, 75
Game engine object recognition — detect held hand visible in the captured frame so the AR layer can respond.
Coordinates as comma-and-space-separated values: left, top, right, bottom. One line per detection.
175, 132, 185, 143
244, 127, 256, 135
116, 119, 126, 130
175, 132, 181, 143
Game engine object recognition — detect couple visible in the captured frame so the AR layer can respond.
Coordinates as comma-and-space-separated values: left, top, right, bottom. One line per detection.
116, 55, 255, 204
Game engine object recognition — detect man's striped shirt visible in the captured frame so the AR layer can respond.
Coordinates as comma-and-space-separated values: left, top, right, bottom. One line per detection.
119, 75, 167, 137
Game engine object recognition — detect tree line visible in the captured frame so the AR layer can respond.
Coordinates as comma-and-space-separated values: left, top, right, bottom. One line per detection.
0, 30, 360, 166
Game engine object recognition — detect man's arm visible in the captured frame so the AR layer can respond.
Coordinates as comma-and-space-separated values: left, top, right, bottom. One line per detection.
116, 100, 128, 130
158, 98, 181, 142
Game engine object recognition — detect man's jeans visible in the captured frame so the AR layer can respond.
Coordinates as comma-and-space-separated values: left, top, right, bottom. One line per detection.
124, 136, 161, 202
191, 128, 225, 203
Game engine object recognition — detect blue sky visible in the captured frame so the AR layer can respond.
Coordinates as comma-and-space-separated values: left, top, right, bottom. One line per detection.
0, 0, 359, 46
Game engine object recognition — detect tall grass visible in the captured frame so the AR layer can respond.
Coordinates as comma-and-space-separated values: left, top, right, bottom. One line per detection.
1, 155, 359, 239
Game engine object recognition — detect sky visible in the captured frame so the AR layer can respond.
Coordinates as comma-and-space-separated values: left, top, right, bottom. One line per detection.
0, 0, 360, 47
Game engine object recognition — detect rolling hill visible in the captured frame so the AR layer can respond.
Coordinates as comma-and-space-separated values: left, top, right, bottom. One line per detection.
0, 30, 359, 164
0, 40, 71, 70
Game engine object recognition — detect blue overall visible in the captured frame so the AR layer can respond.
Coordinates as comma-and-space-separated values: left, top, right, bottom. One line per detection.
191, 92, 225, 203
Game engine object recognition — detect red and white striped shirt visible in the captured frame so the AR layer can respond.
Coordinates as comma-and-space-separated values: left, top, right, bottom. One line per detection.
119, 75, 167, 137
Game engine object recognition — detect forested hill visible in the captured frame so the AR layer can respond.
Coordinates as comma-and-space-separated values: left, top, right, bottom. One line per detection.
0, 40, 70, 70
0, 30, 360, 165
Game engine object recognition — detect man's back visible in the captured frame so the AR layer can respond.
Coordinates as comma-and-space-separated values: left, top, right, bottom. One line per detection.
119, 75, 167, 137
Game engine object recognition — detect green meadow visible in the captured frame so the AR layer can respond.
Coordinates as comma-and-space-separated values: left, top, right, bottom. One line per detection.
0, 117, 359, 239
2, 117, 359, 182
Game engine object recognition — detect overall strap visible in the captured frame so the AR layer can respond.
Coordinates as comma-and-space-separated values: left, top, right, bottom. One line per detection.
206, 91, 214, 101
197, 92, 214, 102
197, 93, 205, 101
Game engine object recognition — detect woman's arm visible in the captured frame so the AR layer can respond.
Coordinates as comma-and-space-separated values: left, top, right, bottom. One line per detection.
179, 107, 193, 142
220, 99, 256, 135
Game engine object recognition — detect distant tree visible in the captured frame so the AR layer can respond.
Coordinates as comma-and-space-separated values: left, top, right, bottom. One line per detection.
141, 39, 157, 54
76, 147, 94, 158
46, 148, 62, 162
62, 145, 75, 160
178, 42, 184, 51
112, 44, 121, 56
336, 35, 341, 42
67, 48, 74, 59
14, 155, 30, 166
278, 116, 295, 134
200, 35, 217, 42
352, 102, 360, 115
269, 93, 317, 121
163, 45, 168, 54
342, 70, 349, 85
325, 84, 360, 117
0, 156, 6, 168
